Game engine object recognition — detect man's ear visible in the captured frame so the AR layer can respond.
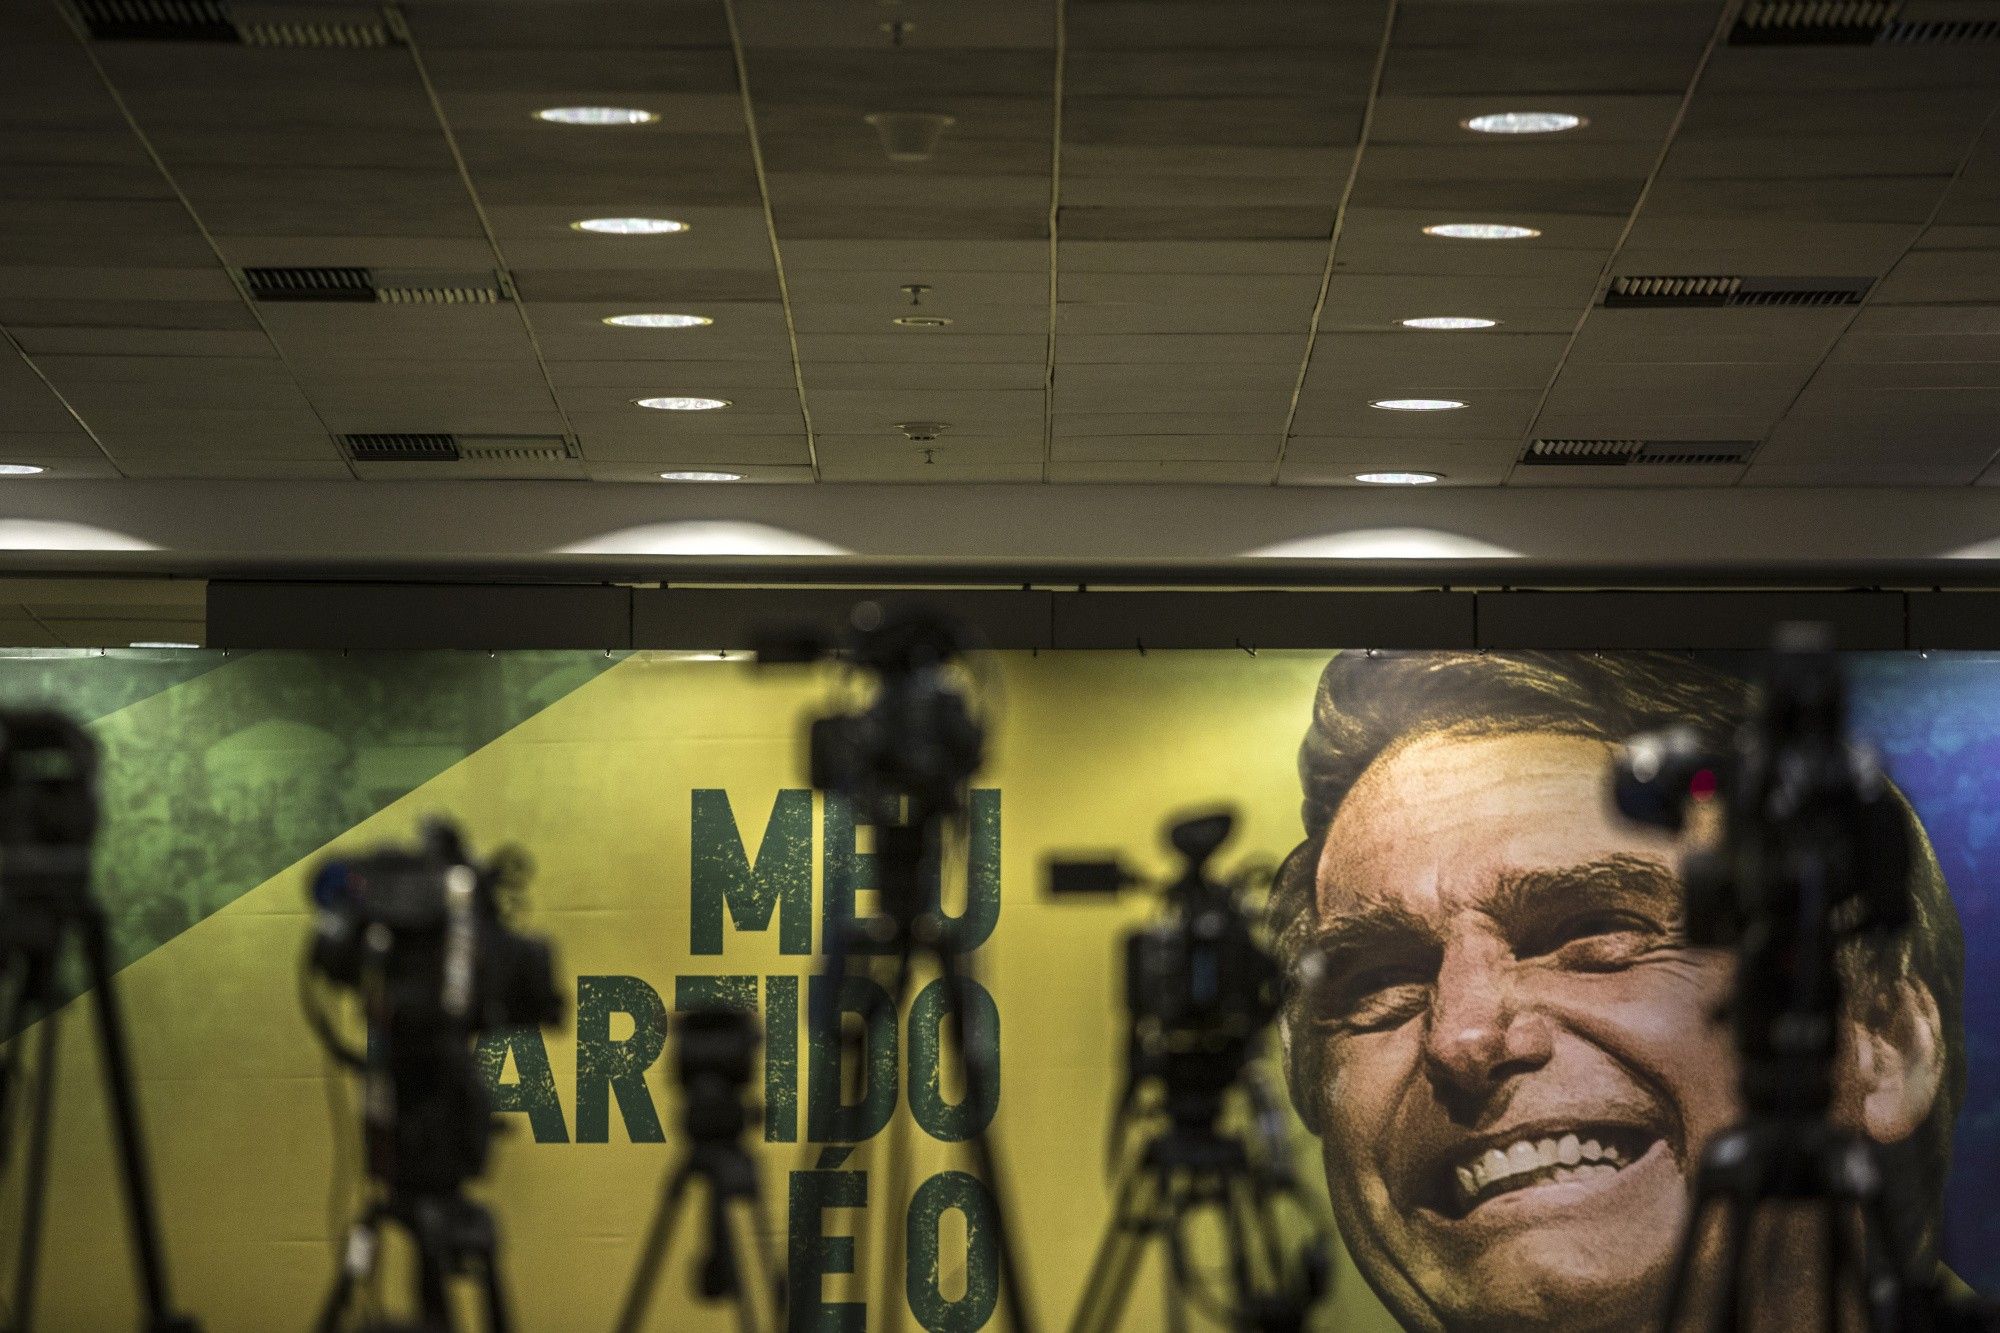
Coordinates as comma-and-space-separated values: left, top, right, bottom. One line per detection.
1839, 975, 1944, 1144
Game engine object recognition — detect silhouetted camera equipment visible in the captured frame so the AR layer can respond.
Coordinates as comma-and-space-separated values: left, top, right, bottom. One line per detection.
302, 819, 562, 1333
1051, 810, 1330, 1333
617, 1006, 784, 1333
757, 600, 984, 827
1613, 626, 1995, 1333
0, 710, 200, 1333
756, 600, 1037, 1333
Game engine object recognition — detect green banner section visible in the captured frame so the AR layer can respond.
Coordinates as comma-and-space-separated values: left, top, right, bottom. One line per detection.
10, 649, 620, 1003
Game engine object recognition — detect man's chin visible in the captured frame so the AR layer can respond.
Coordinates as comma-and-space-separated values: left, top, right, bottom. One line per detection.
1369, 1139, 1687, 1333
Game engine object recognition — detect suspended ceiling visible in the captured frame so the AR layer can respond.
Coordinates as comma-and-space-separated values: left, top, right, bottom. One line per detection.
0, 0, 1999, 580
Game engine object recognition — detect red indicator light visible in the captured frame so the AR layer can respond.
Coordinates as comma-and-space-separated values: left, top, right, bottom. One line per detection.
1689, 768, 1718, 800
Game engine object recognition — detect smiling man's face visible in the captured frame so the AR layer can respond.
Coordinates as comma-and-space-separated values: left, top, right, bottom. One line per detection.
1299, 729, 1738, 1333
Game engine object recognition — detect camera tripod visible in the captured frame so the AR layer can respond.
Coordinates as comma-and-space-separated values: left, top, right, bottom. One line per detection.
1619, 633, 1990, 1333
833, 817, 1037, 1333
0, 712, 198, 1333
1069, 1055, 1325, 1333
617, 1008, 784, 1333
316, 1190, 511, 1333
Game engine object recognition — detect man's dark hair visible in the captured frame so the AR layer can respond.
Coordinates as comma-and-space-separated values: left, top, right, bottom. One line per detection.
1271, 650, 1966, 1246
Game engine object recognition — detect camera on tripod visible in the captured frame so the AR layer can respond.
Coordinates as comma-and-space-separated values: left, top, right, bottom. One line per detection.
305, 820, 562, 1193
1053, 812, 1282, 1110
1051, 810, 1329, 1333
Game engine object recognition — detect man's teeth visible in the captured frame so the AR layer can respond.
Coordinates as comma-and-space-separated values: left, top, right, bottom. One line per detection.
1452, 1134, 1627, 1201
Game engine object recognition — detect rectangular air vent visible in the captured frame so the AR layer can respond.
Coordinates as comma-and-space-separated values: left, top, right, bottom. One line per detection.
342, 433, 461, 462
1604, 276, 1871, 308
1523, 439, 1644, 466
74, 0, 396, 44
243, 267, 504, 304
73, 0, 237, 40
245, 265, 374, 302
1524, 439, 1754, 467
1732, 2, 1897, 43
1732, 2, 1999, 44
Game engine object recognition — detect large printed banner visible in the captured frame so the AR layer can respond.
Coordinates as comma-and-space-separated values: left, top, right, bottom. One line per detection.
4, 648, 1995, 1332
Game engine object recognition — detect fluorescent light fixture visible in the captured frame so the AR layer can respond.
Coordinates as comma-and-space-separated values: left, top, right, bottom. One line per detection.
892, 316, 953, 328
0, 464, 46, 476
1354, 471, 1442, 486
659, 470, 743, 482
604, 313, 712, 328
1424, 222, 1541, 240
1371, 398, 1465, 411
535, 106, 658, 126
635, 396, 730, 411
1464, 111, 1584, 135
571, 217, 688, 235
129, 641, 199, 649
1399, 316, 1497, 330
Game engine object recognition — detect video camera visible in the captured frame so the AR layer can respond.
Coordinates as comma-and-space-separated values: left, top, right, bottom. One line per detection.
1052, 811, 1283, 1120
755, 600, 984, 825
304, 820, 562, 1196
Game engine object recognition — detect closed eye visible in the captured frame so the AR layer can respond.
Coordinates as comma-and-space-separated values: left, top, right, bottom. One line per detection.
1525, 909, 1673, 970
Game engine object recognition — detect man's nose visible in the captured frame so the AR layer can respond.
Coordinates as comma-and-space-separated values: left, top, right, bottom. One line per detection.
1421, 939, 1554, 1107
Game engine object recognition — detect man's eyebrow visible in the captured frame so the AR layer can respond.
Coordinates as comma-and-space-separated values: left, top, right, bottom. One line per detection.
1489, 853, 1682, 924
1304, 899, 1435, 962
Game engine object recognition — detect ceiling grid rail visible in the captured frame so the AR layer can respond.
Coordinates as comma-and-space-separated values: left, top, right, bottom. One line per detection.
721, 0, 821, 480
1270, 0, 1401, 485
1037, 0, 1069, 482
389, 2, 582, 460
40, 0, 353, 477
1498, 0, 1739, 486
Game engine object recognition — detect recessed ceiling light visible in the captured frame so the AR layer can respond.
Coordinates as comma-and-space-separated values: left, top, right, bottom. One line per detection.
635, 396, 730, 411
571, 217, 688, 235
129, 640, 199, 649
1354, 472, 1443, 486
1399, 316, 1498, 330
659, 470, 743, 482
535, 106, 658, 126
0, 464, 46, 476
1371, 398, 1465, 411
1424, 222, 1541, 240
1463, 112, 1584, 135
892, 315, 953, 327
603, 313, 712, 328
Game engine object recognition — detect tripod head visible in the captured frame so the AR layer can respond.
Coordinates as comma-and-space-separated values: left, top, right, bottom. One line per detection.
1611, 626, 1912, 1119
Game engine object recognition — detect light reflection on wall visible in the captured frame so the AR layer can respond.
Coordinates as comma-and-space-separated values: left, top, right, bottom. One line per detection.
1244, 527, 1520, 559
556, 522, 848, 557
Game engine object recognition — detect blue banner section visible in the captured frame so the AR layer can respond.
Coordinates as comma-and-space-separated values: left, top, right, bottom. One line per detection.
1852, 653, 2000, 1289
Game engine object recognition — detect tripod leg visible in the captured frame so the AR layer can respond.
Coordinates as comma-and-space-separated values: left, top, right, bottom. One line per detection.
876, 955, 916, 1333
744, 1179, 788, 1332
1660, 1187, 1730, 1333
318, 1208, 382, 1333
937, 950, 1039, 1333
477, 1214, 513, 1333
412, 1208, 456, 1333
1069, 1166, 1159, 1333
615, 1164, 694, 1333
76, 902, 181, 1327
9, 1004, 60, 1333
